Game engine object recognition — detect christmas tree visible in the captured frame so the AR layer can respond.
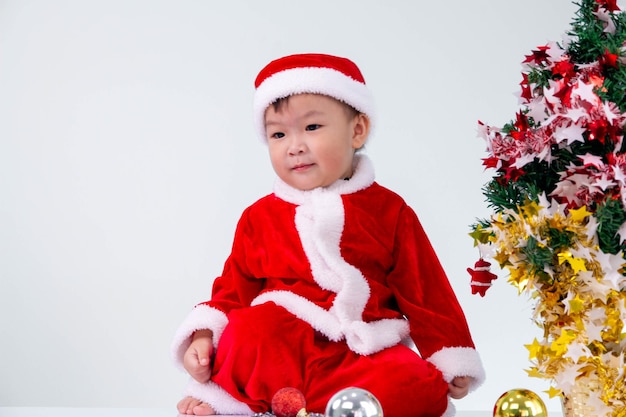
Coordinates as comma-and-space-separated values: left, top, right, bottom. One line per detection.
471, 0, 626, 415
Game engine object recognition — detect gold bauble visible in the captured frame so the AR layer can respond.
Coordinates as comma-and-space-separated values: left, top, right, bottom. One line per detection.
493, 389, 548, 417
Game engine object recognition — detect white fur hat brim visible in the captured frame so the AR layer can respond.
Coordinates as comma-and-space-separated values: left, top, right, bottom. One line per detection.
253, 65, 375, 143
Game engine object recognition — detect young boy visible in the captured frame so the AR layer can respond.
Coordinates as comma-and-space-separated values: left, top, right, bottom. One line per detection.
172, 53, 485, 417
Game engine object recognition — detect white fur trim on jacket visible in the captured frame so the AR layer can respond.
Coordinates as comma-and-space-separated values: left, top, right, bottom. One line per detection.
427, 347, 486, 392
260, 155, 409, 355
171, 304, 228, 369
184, 379, 253, 415
251, 291, 410, 355
273, 154, 375, 205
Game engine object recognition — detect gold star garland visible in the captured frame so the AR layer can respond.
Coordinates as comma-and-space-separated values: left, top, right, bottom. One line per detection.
480, 197, 626, 414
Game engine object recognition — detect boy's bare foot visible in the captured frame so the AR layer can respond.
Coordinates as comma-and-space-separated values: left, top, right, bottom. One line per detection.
177, 396, 216, 416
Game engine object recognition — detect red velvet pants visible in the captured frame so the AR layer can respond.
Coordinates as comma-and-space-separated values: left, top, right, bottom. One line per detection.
211, 303, 449, 417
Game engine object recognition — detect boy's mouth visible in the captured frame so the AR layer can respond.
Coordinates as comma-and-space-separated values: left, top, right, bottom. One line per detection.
292, 163, 314, 171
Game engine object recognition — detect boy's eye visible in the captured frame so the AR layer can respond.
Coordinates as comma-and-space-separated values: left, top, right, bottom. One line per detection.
305, 124, 321, 131
270, 132, 285, 139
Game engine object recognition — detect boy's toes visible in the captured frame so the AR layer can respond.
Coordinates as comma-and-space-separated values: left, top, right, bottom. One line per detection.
192, 402, 215, 416
177, 397, 201, 415
177, 397, 190, 414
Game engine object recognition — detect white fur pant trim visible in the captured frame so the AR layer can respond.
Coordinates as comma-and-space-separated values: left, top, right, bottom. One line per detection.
184, 379, 253, 415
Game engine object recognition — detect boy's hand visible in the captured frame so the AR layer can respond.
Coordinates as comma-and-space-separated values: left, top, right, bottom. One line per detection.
448, 376, 472, 399
183, 329, 214, 383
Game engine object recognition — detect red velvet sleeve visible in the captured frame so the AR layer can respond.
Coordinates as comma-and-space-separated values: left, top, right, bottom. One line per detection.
387, 204, 475, 359
198, 206, 266, 313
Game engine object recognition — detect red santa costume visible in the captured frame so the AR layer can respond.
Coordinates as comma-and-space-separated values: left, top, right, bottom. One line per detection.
172, 54, 485, 417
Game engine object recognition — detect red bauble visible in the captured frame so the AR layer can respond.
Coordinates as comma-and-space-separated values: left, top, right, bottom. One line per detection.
271, 387, 307, 417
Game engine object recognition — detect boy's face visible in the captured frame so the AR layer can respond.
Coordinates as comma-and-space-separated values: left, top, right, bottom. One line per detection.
264, 94, 369, 191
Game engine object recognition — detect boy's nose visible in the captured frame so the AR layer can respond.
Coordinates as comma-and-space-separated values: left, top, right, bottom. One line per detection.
288, 135, 306, 155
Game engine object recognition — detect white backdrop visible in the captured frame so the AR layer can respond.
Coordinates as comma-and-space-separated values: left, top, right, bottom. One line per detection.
0, 0, 585, 412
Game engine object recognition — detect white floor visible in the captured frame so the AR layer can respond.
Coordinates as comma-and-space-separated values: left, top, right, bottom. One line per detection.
0, 409, 565, 417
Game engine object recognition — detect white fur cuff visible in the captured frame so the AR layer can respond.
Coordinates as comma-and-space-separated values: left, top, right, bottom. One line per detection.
171, 304, 228, 369
427, 347, 486, 392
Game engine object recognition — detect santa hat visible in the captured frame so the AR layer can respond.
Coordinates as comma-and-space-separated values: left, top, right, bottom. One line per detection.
253, 53, 375, 142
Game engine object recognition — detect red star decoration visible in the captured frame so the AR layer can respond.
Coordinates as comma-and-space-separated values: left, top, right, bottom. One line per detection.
596, 0, 620, 12
482, 156, 500, 169
586, 119, 621, 144
552, 60, 576, 80
514, 111, 529, 133
600, 49, 619, 68
552, 81, 574, 108
520, 73, 532, 101
523, 45, 550, 65
502, 165, 525, 182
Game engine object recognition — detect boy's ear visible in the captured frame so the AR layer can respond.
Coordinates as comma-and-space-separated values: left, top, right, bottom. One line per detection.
351, 113, 370, 149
